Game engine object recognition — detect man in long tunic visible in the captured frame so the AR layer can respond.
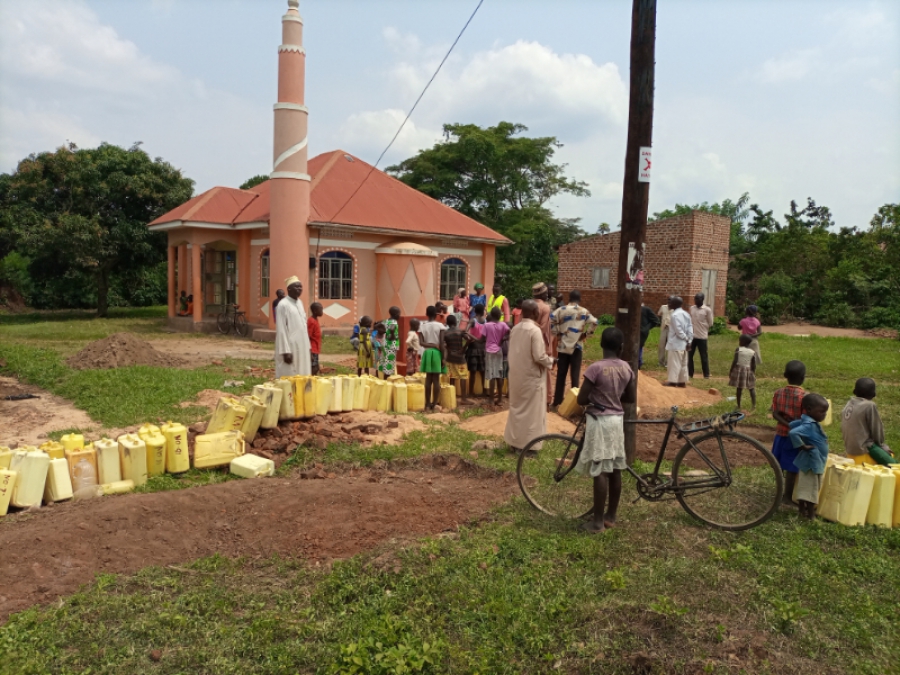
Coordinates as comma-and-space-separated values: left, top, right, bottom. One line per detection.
505, 300, 557, 452
275, 276, 311, 378
532, 282, 554, 405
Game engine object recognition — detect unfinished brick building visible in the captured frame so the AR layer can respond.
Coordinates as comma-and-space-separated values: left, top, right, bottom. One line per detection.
557, 211, 730, 317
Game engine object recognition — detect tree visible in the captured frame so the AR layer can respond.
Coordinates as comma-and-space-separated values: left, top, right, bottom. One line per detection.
240, 174, 269, 190
387, 122, 590, 300
0, 143, 194, 316
650, 192, 751, 254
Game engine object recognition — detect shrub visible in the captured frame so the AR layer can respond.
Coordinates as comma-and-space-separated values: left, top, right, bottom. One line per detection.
725, 299, 744, 325
815, 302, 857, 328
597, 314, 615, 326
860, 306, 900, 330
756, 294, 789, 325
708, 316, 729, 335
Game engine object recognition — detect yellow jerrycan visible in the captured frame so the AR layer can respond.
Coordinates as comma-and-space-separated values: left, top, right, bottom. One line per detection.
891, 465, 900, 528
43, 457, 73, 503
94, 438, 122, 485
359, 381, 372, 411
275, 378, 295, 421
60, 433, 84, 452
302, 378, 317, 419
230, 454, 275, 478
143, 432, 167, 478
239, 395, 267, 443
817, 464, 875, 526
39, 441, 66, 460
796, 454, 852, 502
161, 421, 189, 474
472, 371, 484, 396
558, 388, 583, 419
379, 381, 395, 413
71, 455, 99, 499
193, 430, 245, 469
100, 479, 135, 495
291, 376, 309, 418
822, 398, 833, 426
315, 377, 333, 416
138, 424, 161, 441
207, 396, 247, 434
365, 380, 383, 411
328, 377, 343, 413
11, 449, 50, 508
342, 377, 356, 413
253, 383, 282, 429
393, 381, 408, 414
0, 447, 11, 470
353, 378, 367, 410
0, 468, 15, 516
118, 434, 148, 487
407, 383, 425, 412
65, 445, 98, 487
865, 465, 896, 528
439, 384, 457, 410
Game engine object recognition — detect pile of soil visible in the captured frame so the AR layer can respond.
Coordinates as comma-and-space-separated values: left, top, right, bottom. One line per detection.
66, 332, 187, 370
636, 374, 721, 412
0, 456, 517, 622
460, 411, 576, 437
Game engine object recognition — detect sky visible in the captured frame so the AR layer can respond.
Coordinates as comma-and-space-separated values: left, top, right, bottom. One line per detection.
0, 0, 897, 233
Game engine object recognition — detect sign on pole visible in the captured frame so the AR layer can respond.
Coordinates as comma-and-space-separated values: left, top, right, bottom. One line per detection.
638, 146, 652, 182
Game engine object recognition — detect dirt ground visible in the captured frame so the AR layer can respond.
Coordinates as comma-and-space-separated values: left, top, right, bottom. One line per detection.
0, 456, 517, 623
145, 336, 355, 368
0, 377, 98, 446
728, 322, 896, 340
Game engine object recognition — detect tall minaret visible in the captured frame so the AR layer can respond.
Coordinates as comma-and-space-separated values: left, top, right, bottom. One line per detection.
268, 0, 310, 326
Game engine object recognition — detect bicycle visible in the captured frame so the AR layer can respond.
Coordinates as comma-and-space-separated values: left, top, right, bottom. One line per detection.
516, 406, 784, 531
216, 303, 249, 337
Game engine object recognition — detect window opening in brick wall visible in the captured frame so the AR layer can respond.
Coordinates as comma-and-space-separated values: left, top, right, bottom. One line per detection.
440, 258, 467, 300
319, 251, 353, 300
591, 267, 611, 289
260, 250, 270, 298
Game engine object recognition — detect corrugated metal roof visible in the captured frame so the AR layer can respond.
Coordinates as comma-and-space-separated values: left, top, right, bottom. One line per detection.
149, 150, 510, 243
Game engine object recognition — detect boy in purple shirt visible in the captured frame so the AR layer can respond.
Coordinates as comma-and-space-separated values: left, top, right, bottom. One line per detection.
483, 307, 510, 406
576, 327, 636, 534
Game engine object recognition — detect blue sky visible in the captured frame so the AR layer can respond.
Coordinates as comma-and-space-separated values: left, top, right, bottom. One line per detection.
1, 0, 897, 232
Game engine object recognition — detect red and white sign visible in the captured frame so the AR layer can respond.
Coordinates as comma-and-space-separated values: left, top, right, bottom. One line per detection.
638, 146, 652, 182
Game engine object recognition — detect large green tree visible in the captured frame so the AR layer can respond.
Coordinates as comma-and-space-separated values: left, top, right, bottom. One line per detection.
387, 122, 590, 300
0, 142, 194, 316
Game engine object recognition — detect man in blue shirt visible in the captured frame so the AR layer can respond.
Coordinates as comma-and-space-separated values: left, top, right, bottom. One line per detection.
788, 393, 830, 520
469, 283, 487, 319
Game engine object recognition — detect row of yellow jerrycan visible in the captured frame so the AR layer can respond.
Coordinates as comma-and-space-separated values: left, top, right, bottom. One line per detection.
797, 455, 900, 528
240, 373, 460, 424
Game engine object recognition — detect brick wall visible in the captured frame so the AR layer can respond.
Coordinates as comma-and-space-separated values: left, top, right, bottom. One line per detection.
558, 211, 730, 318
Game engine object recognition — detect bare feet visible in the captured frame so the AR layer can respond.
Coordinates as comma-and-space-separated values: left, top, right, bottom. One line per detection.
603, 514, 617, 528
581, 520, 607, 534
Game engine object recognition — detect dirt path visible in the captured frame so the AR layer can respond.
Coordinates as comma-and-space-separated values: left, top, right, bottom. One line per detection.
146, 336, 355, 368
0, 457, 517, 622
0, 377, 98, 446
728, 322, 895, 340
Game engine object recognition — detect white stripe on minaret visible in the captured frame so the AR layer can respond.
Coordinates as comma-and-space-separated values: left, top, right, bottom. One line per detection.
282, 15, 303, 24
274, 103, 308, 112
278, 44, 306, 54
273, 137, 308, 171
270, 171, 311, 181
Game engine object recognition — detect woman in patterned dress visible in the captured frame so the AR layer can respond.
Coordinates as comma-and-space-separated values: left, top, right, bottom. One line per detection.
378, 306, 401, 378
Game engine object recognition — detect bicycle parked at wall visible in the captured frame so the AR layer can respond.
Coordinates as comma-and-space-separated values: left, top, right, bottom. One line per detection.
216, 303, 249, 338
517, 406, 784, 531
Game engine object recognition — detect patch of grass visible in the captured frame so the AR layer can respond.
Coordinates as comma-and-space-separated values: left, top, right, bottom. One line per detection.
322, 334, 353, 355
4, 497, 898, 674
0, 342, 266, 428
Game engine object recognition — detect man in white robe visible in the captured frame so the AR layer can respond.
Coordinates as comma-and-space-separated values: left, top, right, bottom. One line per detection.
505, 300, 557, 452
274, 276, 311, 378
665, 296, 693, 387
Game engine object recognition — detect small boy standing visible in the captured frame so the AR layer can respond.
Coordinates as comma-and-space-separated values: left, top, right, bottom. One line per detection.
788, 393, 830, 520
308, 302, 323, 375
442, 315, 470, 403
841, 378, 895, 465
771, 360, 806, 504
575, 327, 636, 534
406, 319, 422, 375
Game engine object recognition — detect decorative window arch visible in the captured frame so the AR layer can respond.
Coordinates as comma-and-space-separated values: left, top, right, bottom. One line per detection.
440, 257, 467, 301
260, 249, 270, 298
319, 250, 353, 300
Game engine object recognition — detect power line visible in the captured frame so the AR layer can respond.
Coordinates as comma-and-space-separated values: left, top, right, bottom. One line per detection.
327, 0, 485, 224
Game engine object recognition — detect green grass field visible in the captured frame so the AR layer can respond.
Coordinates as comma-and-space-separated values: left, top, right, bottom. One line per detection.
1, 313, 899, 673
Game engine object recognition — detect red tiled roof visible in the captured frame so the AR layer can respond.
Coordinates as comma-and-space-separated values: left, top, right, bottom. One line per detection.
149, 151, 509, 244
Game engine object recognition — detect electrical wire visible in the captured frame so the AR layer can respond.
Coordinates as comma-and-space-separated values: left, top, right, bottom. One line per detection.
326, 0, 485, 225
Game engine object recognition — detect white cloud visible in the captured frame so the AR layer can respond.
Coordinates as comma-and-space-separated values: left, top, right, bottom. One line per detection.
338, 109, 440, 161
757, 49, 819, 83
0, 0, 269, 192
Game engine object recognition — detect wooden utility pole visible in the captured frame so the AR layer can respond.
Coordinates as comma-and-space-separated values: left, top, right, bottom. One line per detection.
616, 0, 657, 464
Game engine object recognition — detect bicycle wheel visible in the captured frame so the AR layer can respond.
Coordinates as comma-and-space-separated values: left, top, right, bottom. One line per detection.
517, 434, 594, 519
216, 312, 230, 335
672, 431, 783, 531
235, 314, 249, 337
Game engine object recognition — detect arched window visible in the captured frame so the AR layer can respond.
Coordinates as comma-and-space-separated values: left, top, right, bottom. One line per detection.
440, 258, 467, 300
319, 251, 353, 299
260, 250, 270, 298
